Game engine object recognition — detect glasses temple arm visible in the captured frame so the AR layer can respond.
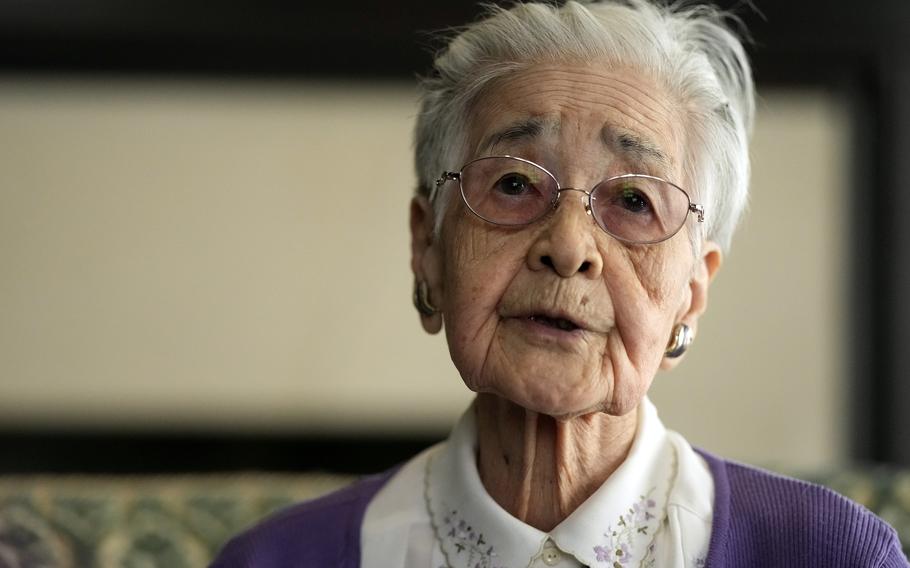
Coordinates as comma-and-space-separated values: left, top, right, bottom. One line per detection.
430, 172, 460, 203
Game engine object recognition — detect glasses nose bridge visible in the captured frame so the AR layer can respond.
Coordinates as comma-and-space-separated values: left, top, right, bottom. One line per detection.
554, 186, 594, 216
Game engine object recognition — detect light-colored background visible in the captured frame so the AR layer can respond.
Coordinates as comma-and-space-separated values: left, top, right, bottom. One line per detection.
0, 78, 849, 468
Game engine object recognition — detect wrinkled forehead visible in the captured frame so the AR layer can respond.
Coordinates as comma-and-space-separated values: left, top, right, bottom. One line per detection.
465, 63, 686, 180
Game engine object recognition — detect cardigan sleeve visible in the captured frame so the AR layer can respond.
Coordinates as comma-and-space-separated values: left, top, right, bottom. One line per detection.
697, 448, 909, 567
877, 534, 909, 568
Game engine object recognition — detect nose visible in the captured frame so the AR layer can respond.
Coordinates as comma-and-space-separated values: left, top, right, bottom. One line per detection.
526, 189, 604, 278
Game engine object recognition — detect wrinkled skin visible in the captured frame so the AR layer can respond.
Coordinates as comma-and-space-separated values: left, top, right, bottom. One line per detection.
410, 63, 722, 531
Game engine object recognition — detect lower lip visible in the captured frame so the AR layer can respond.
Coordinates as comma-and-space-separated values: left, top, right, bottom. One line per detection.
508, 317, 587, 344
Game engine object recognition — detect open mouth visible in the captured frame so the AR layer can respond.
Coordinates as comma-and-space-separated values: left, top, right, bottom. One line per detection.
528, 314, 581, 332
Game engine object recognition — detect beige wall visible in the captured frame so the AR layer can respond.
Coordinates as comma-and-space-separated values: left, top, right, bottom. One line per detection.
0, 78, 849, 468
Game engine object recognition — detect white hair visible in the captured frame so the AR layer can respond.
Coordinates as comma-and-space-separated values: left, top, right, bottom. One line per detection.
414, 0, 755, 253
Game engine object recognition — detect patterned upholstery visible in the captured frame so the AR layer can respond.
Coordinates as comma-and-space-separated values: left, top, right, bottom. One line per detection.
0, 467, 906, 567
0, 474, 353, 568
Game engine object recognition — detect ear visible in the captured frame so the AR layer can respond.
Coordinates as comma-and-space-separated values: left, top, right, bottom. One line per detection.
661, 240, 722, 370
410, 194, 444, 334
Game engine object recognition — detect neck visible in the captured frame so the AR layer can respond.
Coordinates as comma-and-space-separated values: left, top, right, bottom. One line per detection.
474, 394, 639, 532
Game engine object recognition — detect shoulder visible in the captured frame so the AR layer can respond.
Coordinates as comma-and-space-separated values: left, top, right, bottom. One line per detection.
697, 449, 908, 567
209, 469, 397, 568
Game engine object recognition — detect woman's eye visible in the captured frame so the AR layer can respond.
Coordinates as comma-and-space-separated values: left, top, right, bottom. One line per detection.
494, 174, 532, 196
619, 187, 651, 213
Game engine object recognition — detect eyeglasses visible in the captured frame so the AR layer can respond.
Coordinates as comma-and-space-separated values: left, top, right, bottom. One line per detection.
434, 155, 704, 245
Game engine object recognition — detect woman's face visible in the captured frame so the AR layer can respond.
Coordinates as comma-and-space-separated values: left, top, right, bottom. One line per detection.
412, 63, 721, 419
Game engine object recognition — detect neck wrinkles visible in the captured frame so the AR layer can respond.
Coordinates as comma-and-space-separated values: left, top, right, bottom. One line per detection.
474, 393, 639, 532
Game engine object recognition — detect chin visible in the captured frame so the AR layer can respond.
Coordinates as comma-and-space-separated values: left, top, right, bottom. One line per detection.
479, 380, 613, 419
521, 384, 646, 420
457, 349, 644, 418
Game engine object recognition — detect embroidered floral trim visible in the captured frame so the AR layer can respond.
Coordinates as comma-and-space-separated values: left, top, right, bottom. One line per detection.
592, 489, 659, 567
438, 508, 505, 568
425, 455, 506, 568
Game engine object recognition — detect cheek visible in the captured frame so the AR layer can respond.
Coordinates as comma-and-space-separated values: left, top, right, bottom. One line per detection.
625, 244, 689, 307
439, 222, 525, 388
600, 246, 693, 407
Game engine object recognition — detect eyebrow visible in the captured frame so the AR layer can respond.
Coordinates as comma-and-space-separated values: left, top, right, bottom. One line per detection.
604, 128, 670, 170
481, 117, 549, 153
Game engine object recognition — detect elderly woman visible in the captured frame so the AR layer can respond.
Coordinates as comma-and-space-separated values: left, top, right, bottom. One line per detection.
213, 1, 908, 566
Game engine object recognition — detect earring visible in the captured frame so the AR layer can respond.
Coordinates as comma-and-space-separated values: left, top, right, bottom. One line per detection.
413, 280, 438, 317
665, 323, 693, 358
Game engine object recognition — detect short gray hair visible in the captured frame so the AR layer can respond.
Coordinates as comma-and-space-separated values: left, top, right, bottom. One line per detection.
414, 0, 754, 252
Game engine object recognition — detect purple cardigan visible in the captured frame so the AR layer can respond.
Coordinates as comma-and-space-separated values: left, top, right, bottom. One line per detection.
211, 449, 908, 567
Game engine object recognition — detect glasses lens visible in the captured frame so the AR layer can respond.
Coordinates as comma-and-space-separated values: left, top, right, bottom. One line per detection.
460, 157, 557, 226
590, 175, 690, 243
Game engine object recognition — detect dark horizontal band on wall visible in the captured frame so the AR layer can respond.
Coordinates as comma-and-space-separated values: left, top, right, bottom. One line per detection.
0, 430, 445, 475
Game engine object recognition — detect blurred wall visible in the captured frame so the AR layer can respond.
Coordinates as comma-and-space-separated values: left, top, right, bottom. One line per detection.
0, 78, 849, 468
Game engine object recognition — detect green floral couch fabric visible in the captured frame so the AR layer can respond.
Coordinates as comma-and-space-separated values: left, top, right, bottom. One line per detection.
0, 467, 907, 567
0, 474, 353, 568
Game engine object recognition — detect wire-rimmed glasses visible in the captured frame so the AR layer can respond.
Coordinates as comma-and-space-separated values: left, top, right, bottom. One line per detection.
434, 155, 704, 245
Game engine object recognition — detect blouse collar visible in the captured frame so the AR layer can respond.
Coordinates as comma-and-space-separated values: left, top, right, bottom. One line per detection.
425, 397, 678, 568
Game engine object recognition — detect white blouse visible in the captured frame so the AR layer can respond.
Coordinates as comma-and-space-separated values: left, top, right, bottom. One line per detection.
362, 398, 713, 568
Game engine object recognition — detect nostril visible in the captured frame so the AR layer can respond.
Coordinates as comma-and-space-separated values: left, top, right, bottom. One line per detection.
541, 255, 554, 269
579, 261, 591, 272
